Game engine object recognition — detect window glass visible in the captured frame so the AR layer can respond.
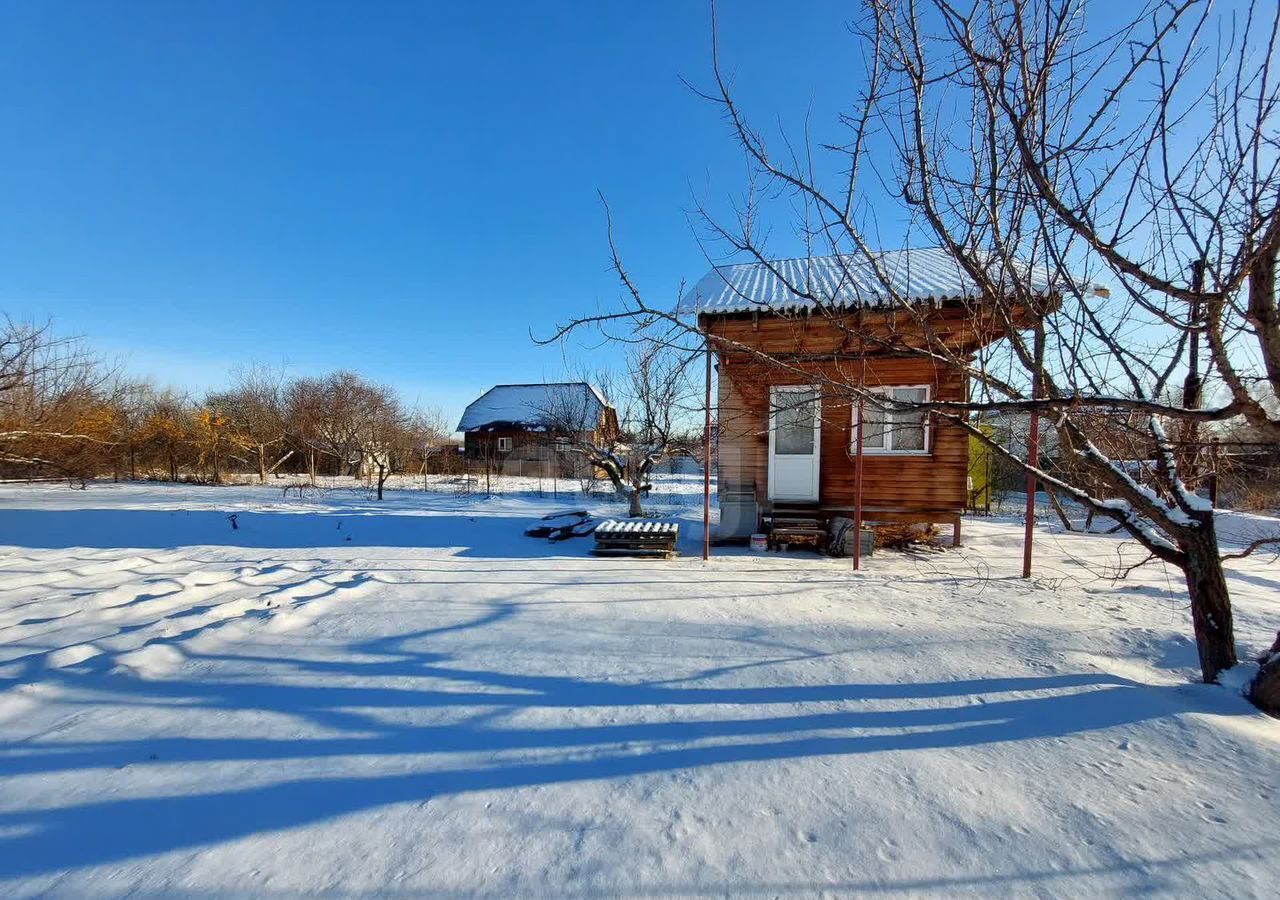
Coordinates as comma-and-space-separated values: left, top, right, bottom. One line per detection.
859, 401, 887, 448
774, 390, 816, 455
892, 388, 927, 450
894, 410, 926, 450
852, 387, 929, 452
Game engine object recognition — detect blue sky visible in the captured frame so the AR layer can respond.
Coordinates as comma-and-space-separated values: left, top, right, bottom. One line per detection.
0, 1, 863, 423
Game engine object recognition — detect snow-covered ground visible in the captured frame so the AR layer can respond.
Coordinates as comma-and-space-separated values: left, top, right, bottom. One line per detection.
0, 479, 1277, 898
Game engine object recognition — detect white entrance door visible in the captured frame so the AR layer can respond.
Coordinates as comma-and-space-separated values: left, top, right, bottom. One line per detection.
768, 385, 821, 501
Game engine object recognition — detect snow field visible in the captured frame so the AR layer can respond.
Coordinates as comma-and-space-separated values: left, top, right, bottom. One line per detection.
0, 480, 1276, 897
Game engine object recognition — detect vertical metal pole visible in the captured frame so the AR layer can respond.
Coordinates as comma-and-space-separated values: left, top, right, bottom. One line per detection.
1022, 412, 1040, 579
985, 439, 993, 515
853, 396, 864, 572
703, 334, 713, 562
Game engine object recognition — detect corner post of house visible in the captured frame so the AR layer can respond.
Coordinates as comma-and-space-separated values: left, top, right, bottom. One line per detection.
853, 397, 864, 571
702, 326, 713, 562
853, 354, 865, 572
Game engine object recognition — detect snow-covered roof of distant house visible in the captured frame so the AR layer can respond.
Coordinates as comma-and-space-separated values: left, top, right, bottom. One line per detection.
677, 246, 1067, 315
456, 383, 609, 432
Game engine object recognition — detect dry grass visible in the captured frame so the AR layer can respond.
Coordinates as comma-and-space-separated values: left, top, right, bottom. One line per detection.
872, 523, 940, 549
1220, 470, 1280, 513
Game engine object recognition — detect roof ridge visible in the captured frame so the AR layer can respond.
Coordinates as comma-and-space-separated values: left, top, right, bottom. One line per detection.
712, 246, 950, 270
477, 381, 595, 389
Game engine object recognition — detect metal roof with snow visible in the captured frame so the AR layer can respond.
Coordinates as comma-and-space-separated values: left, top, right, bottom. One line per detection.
676, 247, 1061, 315
456, 383, 608, 432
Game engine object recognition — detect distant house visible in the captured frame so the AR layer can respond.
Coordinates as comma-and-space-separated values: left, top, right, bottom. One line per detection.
456, 383, 618, 476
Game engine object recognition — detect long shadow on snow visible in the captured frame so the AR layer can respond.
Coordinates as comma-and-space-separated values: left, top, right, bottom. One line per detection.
0, 607, 1222, 878
0, 507, 618, 557
0, 676, 1198, 878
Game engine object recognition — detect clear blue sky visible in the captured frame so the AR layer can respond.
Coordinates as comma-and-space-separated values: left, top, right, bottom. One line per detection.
0, 1, 863, 424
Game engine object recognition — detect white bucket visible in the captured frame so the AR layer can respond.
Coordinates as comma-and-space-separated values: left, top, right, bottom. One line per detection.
749, 533, 768, 552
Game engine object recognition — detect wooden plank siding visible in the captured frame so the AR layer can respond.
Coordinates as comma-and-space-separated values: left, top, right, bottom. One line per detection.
462, 408, 619, 461
706, 311, 973, 520
464, 427, 556, 460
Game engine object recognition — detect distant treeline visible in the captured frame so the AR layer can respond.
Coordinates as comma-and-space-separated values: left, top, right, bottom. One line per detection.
0, 319, 455, 486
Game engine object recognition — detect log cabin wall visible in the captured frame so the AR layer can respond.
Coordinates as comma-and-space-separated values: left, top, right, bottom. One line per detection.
706, 311, 970, 516
463, 409, 616, 461
463, 427, 546, 459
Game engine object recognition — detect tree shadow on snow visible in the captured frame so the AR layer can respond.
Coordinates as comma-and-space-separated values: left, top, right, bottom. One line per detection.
0, 601, 1236, 881
0, 507, 629, 558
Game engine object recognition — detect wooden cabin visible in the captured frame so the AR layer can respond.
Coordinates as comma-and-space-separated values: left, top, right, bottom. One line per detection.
680, 248, 1053, 545
457, 382, 618, 477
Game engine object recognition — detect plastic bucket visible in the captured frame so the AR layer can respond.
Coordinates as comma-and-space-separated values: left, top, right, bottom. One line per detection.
749, 533, 768, 552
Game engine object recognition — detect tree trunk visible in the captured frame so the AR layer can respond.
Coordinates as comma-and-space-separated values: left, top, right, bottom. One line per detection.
257, 445, 267, 483
307, 450, 317, 484
627, 489, 644, 518
1182, 520, 1238, 683
1045, 486, 1076, 531
377, 463, 386, 500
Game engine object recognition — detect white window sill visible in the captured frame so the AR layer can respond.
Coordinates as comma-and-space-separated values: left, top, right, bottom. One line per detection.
850, 448, 931, 456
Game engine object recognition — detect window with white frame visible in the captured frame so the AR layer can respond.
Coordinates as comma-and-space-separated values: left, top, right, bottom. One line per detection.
497, 436, 513, 452
852, 386, 931, 454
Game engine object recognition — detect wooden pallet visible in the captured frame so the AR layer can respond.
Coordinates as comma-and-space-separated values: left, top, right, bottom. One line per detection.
592, 520, 679, 558
765, 504, 829, 553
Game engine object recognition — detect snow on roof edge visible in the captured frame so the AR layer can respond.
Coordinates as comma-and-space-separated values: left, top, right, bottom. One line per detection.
456, 382, 609, 432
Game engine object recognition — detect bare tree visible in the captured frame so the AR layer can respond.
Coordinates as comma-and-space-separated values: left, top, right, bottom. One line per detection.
356, 384, 404, 500
541, 348, 696, 517
309, 371, 367, 478
402, 405, 453, 486
0, 325, 457, 491
0, 318, 115, 481
108, 378, 156, 481
284, 376, 329, 482
141, 389, 194, 483
549, 0, 1280, 692
210, 365, 293, 482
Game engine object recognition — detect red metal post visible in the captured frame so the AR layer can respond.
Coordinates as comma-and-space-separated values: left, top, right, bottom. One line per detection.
702, 334, 712, 562
852, 396, 864, 572
1022, 412, 1040, 579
